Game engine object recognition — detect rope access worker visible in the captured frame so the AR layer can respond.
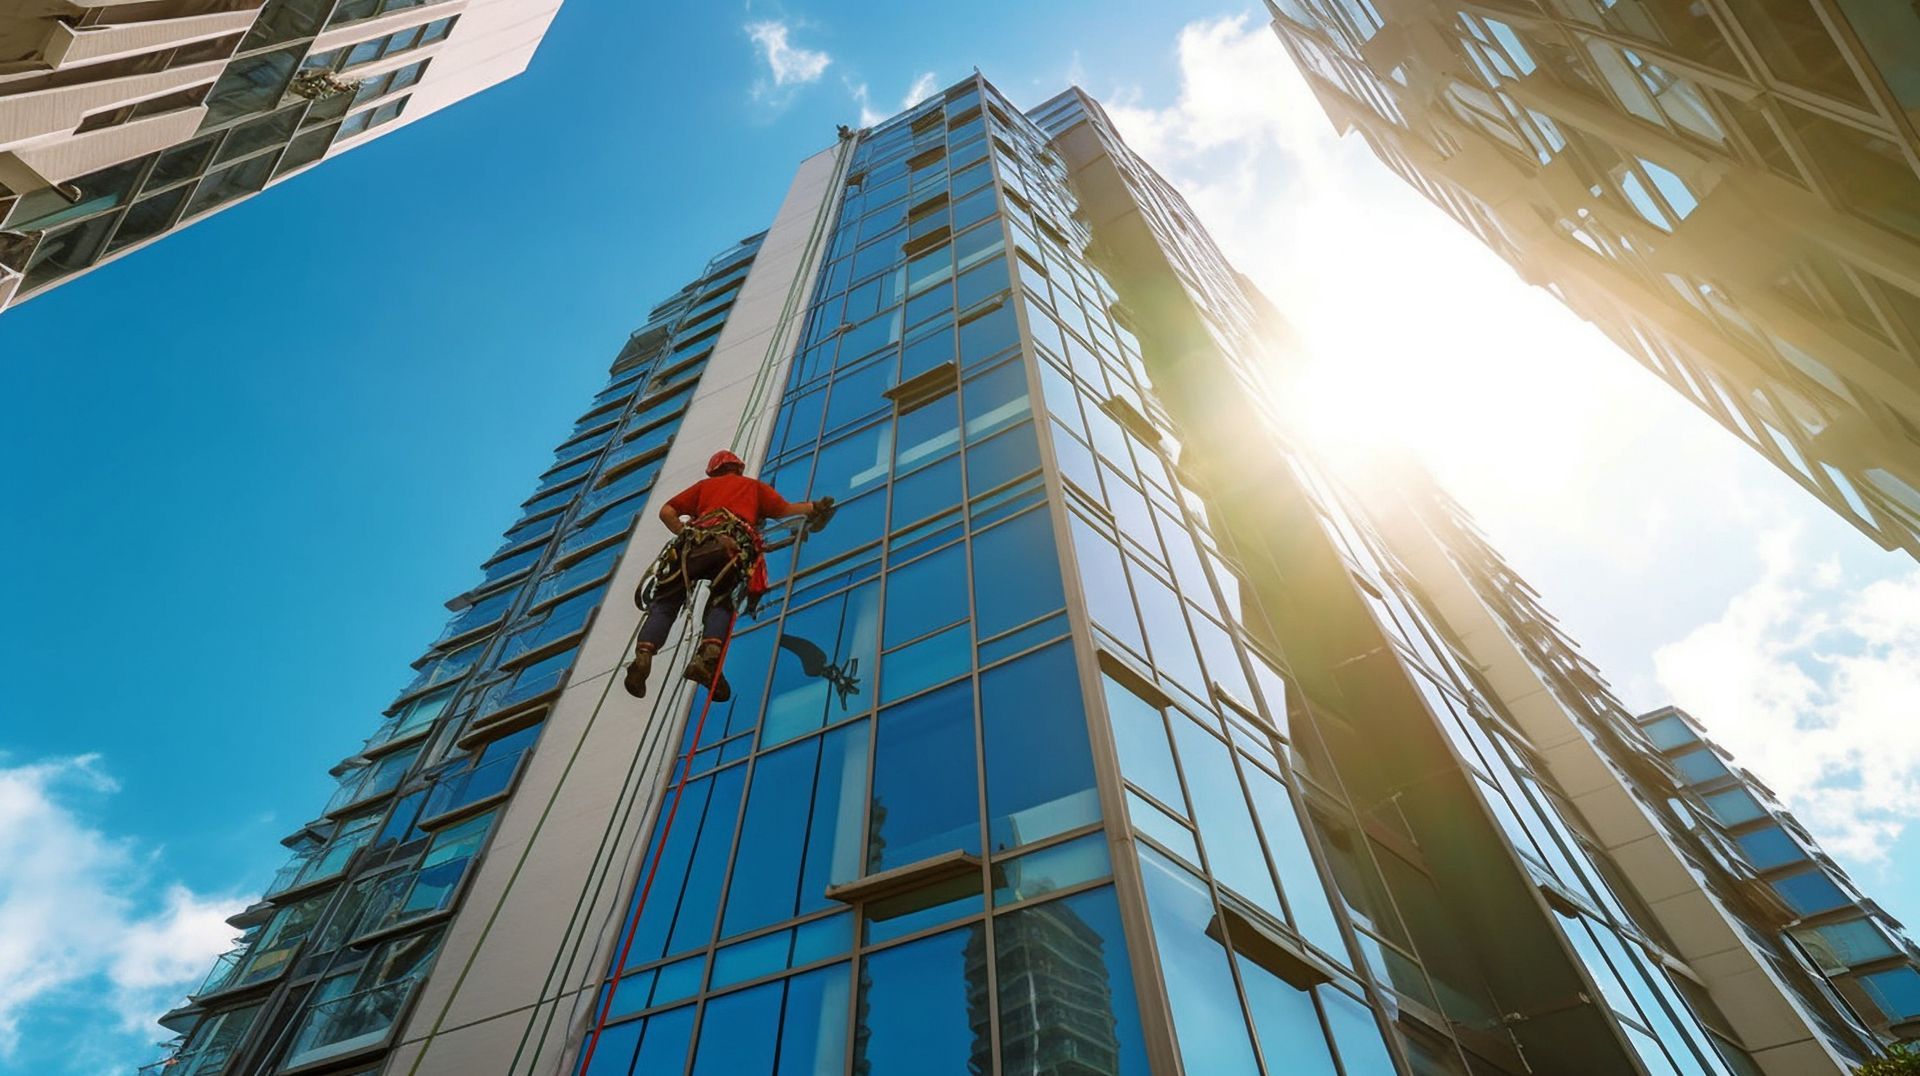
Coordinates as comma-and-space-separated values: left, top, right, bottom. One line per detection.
624, 450, 835, 701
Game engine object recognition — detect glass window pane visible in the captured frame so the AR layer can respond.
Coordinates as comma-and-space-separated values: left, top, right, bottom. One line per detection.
1244, 765, 1347, 959
995, 886, 1150, 1075
1132, 567, 1205, 695
1792, 918, 1898, 972
1103, 674, 1185, 812
581, 1017, 640, 1075
982, 640, 1100, 851
1171, 718, 1283, 920
884, 543, 967, 647
690, 980, 781, 1075
1135, 847, 1260, 1074
1771, 870, 1849, 916
868, 680, 980, 870
1321, 986, 1396, 1074
1861, 967, 1920, 1020
853, 924, 985, 1075
880, 623, 971, 703
764, 584, 880, 746
993, 832, 1110, 905
1070, 516, 1145, 654
631, 1004, 696, 1074
1698, 788, 1765, 826
1237, 955, 1338, 1076
890, 453, 961, 529
971, 509, 1065, 638
965, 421, 1040, 496
1732, 826, 1806, 871
624, 767, 746, 967
723, 738, 816, 937
777, 963, 852, 1075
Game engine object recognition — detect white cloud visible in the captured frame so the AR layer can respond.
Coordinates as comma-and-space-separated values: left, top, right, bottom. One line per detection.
0, 755, 242, 1063
900, 71, 939, 110
844, 70, 941, 130
847, 78, 885, 128
1654, 536, 1920, 862
745, 20, 830, 105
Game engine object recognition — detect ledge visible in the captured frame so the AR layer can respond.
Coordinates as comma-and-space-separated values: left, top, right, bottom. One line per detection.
825, 849, 981, 907
1206, 898, 1333, 991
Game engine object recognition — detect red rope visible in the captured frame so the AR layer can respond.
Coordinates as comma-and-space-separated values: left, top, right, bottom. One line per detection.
576, 611, 739, 1074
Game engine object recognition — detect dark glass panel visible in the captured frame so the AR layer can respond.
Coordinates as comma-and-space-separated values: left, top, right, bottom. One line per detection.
630, 1004, 696, 1074
995, 887, 1150, 1075
777, 963, 852, 1075
690, 980, 781, 1075
868, 680, 980, 870
981, 641, 1099, 851
853, 925, 988, 1075
884, 543, 967, 647
971, 508, 1065, 638
763, 583, 879, 747
204, 47, 303, 126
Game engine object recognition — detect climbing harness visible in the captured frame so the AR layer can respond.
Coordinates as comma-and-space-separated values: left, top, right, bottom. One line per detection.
638, 508, 766, 613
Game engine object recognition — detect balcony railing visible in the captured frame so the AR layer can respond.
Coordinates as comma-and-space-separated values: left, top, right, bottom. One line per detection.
137, 1038, 238, 1076
192, 945, 250, 997
280, 976, 421, 1070
422, 752, 521, 823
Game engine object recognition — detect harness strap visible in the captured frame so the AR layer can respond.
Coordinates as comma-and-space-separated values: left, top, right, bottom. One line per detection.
639, 509, 762, 609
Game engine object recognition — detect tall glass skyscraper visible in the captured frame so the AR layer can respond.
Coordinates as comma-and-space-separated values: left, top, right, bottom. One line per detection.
153, 75, 1916, 1075
1262, 0, 1920, 559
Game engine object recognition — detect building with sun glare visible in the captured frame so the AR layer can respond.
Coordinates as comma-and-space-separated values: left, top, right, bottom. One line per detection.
148, 73, 1913, 1075
1263, 0, 1920, 560
0, 0, 560, 314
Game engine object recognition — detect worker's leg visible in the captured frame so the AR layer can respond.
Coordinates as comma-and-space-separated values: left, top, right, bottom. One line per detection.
682, 557, 742, 702
625, 559, 689, 698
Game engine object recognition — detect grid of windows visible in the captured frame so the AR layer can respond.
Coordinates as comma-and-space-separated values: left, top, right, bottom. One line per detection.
1035, 86, 1772, 1073
1265, 0, 1920, 561
144, 237, 766, 1075
2, 0, 459, 304
584, 78, 1160, 1076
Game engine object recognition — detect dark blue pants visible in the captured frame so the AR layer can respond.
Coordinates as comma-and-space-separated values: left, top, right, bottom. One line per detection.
636, 537, 740, 650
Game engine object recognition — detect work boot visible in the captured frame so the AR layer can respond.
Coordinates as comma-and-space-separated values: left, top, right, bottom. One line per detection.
683, 641, 732, 702
623, 648, 653, 699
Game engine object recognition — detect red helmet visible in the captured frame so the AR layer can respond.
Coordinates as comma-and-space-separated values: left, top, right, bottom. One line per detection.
706, 450, 745, 476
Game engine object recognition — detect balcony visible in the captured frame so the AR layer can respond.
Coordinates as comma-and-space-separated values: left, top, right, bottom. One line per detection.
41, 8, 258, 70
279, 976, 421, 1071
191, 945, 250, 998
137, 1037, 238, 1076
419, 750, 521, 826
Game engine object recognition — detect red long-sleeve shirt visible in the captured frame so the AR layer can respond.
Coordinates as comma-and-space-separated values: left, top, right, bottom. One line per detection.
664, 474, 797, 532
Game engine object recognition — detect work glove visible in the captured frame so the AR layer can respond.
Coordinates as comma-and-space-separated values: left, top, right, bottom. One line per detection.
806, 495, 837, 534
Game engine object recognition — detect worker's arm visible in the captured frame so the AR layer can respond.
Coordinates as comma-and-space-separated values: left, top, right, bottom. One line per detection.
659, 503, 686, 535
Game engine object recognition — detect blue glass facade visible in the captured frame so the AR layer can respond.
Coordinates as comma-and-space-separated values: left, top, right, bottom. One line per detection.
145, 233, 766, 1075
144, 66, 1907, 1076
578, 74, 1762, 1076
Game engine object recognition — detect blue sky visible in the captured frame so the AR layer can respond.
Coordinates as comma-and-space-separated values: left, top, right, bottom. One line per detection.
1, 3, 1916, 1071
